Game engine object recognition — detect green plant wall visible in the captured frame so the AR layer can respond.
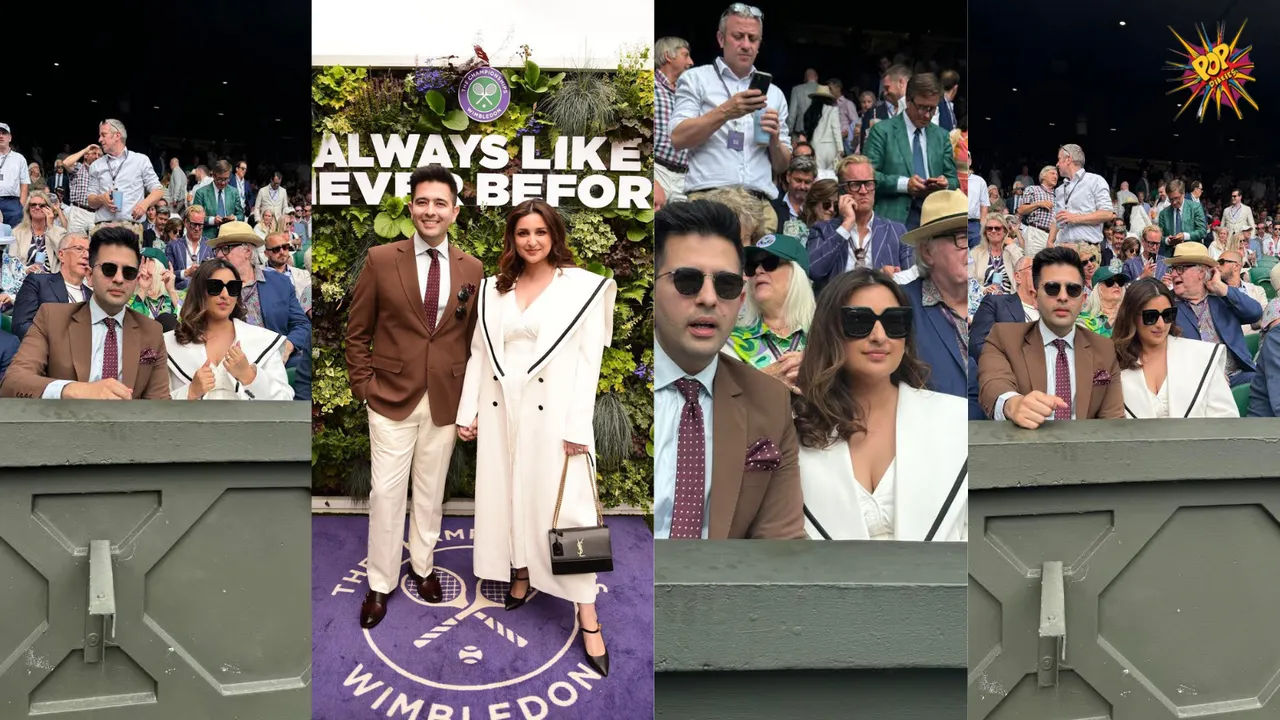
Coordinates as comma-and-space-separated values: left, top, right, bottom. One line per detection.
311, 50, 655, 510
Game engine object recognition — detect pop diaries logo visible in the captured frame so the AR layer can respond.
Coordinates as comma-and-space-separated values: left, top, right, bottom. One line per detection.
1167, 20, 1258, 121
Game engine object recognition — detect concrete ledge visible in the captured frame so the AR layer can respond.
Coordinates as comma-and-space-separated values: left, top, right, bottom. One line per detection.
656, 541, 966, 672
0, 402, 311, 468
969, 418, 1280, 490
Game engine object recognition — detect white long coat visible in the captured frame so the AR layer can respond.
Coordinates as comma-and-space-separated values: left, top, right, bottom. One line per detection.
1120, 335, 1238, 419
457, 267, 617, 604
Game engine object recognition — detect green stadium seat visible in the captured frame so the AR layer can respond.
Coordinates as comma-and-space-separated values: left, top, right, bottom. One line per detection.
287, 367, 297, 386
1247, 332, 1261, 360
1233, 383, 1251, 417
1, 313, 10, 333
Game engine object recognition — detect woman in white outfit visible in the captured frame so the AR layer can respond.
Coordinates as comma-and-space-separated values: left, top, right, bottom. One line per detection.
1114, 278, 1237, 418
457, 199, 617, 675
164, 259, 294, 400
804, 86, 844, 180
792, 268, 968, 541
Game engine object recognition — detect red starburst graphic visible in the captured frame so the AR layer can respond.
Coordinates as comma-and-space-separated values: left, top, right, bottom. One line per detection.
1167, 20, 1258, 121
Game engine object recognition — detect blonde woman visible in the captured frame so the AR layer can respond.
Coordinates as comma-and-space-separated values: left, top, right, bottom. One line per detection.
129, 248, 185, 319
1076, 243, 1102, 290
695, 186, 768, 245
723, 234, 816, 391
1077, 266, 1128, 338
12, 191, 67, 274
971, 213, 1023, 295
254, 209, 278, 239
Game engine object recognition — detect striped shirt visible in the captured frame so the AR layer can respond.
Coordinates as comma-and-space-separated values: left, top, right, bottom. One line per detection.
654, 72, 690, 172
1020, 183, 1054, 231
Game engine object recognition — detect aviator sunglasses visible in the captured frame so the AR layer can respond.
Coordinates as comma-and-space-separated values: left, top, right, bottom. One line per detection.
205, 279, 243, 297
659, 268, 745, 300
1141, 308, 1177, 326
841, 306, 912, 339
1041, 281, 1084, 298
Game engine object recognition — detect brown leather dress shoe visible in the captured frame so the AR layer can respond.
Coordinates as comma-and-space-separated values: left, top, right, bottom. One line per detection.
416, 571, 444, 603
360, 591, 389, 629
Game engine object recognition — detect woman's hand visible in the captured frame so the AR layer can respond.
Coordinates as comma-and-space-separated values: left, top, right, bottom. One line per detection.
222, 342, 256, 385
188, 360, 215, 400
761, 352, 802, 390
161, 268, 176, 292
564, 441, 589, 456
457, 420, 477, 442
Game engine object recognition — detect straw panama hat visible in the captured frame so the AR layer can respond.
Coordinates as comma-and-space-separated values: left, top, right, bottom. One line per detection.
208, 221, 264, 249
901, 190, 968, 246
1165, 242, 1216, 269
808, 85, 837, 101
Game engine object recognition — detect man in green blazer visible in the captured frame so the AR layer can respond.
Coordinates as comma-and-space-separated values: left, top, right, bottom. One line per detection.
192, 160, 245, 240
864, 73, 958, 229
1156, 179, 1207, 258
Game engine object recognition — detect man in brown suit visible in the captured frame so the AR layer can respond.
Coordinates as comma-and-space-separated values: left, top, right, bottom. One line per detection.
653, 199, 806, 540
978, 247, 1123, 426
345, 165, 484, 628
1, 226, 169, 399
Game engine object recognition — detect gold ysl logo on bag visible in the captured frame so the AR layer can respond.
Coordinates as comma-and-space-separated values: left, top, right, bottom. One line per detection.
576, 539, 585, 557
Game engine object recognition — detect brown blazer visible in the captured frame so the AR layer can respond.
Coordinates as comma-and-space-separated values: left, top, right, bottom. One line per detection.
708, 355, 807, 539
977, 321, 1123, 420
345, 239, 483, 423
0, 302, 170, 399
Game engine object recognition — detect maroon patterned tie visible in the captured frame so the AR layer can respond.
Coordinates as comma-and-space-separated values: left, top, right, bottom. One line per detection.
103, 318, 119, 382
1052, 339, 1072, 420
423, 248, 440, 333
671, 378, 707, 539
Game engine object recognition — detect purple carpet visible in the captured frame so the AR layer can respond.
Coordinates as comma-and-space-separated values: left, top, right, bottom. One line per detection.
311, 515, 654, 719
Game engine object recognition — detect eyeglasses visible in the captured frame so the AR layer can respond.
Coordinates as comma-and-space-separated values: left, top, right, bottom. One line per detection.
1217, 258, 1239, 265
984, 225, 1005, 234
97, 262, 139, 281
839, 180, 875, 194
266, 244, 291, 253
659, 268, 745, 300
1099, 277, 1127, 288
909, 99, 938, 115
205, 279, 243, 297
186, 221, 202, 228
1141, 308, 1177, 326
841, 306, 912, 339
745, 254, 782, 276
932, 232, 969, 250
1041, 281, 1084, 298
61, 246, 88, 255
725, 3, 763, 18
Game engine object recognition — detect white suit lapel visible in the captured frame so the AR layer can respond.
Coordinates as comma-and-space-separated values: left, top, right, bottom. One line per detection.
1119, 368, 1153, 418
800, 442, 869, 540
478, 277, 507, 378
525, 269, 611, 379
895, 386, 967, 540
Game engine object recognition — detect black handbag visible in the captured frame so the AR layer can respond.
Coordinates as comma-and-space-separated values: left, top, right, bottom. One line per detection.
548, 453, 613, 575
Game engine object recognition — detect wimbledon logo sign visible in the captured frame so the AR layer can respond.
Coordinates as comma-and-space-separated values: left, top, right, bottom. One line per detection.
459, 67, 511, 123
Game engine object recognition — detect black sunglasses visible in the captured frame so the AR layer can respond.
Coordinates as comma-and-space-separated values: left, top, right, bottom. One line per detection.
205, 279, 243, 297
660, 268, 744, 300
745, 255, 782, 276
1100, 277, 1128, 288
1141, 308, 1177, 326
266, 244, 291, 253
840, 306, 912, 339
98, 263, 139, 281
1041, 281, 1084, 298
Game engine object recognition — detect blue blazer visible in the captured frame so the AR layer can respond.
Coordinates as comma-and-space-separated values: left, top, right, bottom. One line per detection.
256, 270, 312, 399
1247, 329, 1279, 417
902, 278, 984, 419
165, 236, 216, 290
970, 293, 1025, 362
807, 215, 914, 290
1175, 287, 1263, 373
0, 328, 18, 383
1122, 255, 1169, 285
13, 273, 90, 338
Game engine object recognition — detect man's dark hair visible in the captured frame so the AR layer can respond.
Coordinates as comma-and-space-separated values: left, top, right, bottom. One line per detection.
940, 69, 960, 91
213, 159, 231, 175
409, 165, 458, 202
1191, 180, 1203, 192
88, 225, 142, 266
655, 200, 744, 272
885, 64, 911, 81
196, 164, 209, 174
1032, 246, 1085, 288
905, 73, 942, 101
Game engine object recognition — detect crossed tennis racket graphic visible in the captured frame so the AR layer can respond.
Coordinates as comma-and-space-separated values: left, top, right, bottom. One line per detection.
471, 81, 499, 110
410, 569, 531, 649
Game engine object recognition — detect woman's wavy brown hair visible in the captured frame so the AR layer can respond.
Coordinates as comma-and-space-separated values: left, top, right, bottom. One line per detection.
175, 259, 247, 345
802, 179, 838, 225
792, 269, 930, 449
495, 199, 576, 293
1112, 277, 1182, 370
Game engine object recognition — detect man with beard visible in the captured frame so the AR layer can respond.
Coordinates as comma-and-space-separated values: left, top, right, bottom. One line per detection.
1167, 243, 1263, 387
856, 65, 909, 152
264, 230, 310, 310
979, 247, 1124, 425
1217, 249, 1268, 335
344, 164, 484, 627
255, 172, 289, 222
770, 155, 815, 234
653, 199, 804, 540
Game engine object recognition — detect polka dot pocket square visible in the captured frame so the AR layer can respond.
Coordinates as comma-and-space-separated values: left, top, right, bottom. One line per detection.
744, 437, 781, 472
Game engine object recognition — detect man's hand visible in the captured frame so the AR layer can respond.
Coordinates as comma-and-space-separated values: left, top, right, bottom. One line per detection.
880, 265, 901, 275
838, 193, 858, 224
1004, 390, 1069, 429
907, 175, 928, 197
927, 175, 948, 190
63, 378, 133, 400
131, 202, 147, 221
282, 340, 295, 360
759, 108, 781, 141
1038, 200, 1054, 210
1161, 270, 1176, 287
1206, 268, 1230, 297
721, 89, 768, 121
654, 182, 666, 212
1055, 210, 1076, 225
1141, 261, 1156, 279
184, 265, 199, 278
188, 360, 215, 400
457, 420, 478, 442
104, 194, 119, 213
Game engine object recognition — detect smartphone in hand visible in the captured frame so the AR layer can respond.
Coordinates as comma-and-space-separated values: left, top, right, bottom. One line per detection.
749, 71, 772, 95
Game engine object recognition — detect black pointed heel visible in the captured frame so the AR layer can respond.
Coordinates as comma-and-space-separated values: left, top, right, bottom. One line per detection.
581, 624, 609, 677
504, 570, 531, 611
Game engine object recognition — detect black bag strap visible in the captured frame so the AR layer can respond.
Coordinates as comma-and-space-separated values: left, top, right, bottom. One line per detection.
803, 504, 831, 540
925, 460, 968, 541
1183, 343, 1221, 419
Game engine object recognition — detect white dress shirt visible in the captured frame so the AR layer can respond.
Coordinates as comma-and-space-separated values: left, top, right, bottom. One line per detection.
65, 282, 85, 303
968, 174, 989, 220
414, 233, 450, 326
994, 322, 1077, 421
43, 297, 126, 399
0, 150, 31, 196
89, 149, 162, 222
1053, 167, 1112, 245
653, 340, 716, 539
672, 57, 792, 199
836, 212, 876, 272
